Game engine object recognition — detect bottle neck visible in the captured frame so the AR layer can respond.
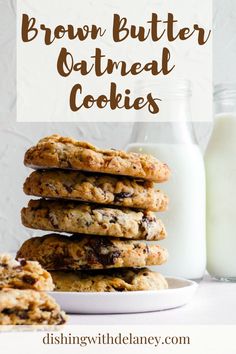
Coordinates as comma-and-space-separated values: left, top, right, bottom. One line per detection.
215, 100, 236, 116
131, 98, 197, 144
214, 84, 236, 115
131, 122, 197, 145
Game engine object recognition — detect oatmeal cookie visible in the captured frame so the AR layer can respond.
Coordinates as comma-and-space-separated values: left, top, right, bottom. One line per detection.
16, 234, 168, 270
21, 199, 167, 240
0, 288, 67, 325
23, 170, 168, 211
51, 268, 168, 292
24, 135, 170, 182
0, 254, 54, 291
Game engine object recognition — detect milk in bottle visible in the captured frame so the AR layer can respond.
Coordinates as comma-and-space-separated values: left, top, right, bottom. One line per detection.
205, 84, 236, 281
126, 81, 206, 280
128, 141, 205, 280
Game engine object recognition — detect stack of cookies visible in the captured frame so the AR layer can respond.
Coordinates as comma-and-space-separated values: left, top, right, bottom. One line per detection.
17, 134, 170, 293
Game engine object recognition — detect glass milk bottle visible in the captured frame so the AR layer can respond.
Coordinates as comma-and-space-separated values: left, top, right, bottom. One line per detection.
126, 81, 206, 280
205, 84, 236, 281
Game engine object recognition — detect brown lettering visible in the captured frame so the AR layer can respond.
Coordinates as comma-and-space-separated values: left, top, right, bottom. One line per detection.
69, 82, 161, 114
21, 14, 38, 42
113, 15, 129, 42
57, 47, 74, 77
70, 83, 82, 111
194, 24, 211, 45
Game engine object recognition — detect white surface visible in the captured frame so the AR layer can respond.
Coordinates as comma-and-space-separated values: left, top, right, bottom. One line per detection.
49, 277, 197, 314
205, 113, 236, 279
68, 275, 236, 324
127, 143, 206, 280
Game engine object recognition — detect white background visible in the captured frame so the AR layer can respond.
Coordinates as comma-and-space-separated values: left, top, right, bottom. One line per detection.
0, 0, 235, 253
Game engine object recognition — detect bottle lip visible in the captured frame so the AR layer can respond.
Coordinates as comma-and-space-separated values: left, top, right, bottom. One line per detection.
214, 83, 236, 101
134, 78, 192, 98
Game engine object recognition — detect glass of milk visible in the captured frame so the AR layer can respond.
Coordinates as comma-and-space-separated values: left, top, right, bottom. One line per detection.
126, 80, 206, 280
205, 83, 236, 282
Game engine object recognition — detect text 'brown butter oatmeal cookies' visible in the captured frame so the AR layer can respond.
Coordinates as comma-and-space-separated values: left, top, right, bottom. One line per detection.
24, 135, 171, 182
0, 289, 67, 325
16, 234, 168, 270
0, 254, 54, 291
50, 268, 168, 292
21, 199, 167, 241
23, 170, 169, 212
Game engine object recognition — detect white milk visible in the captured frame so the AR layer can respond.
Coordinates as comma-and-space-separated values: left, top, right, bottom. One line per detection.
205, 114, 236, 280
127, 143, 206, 280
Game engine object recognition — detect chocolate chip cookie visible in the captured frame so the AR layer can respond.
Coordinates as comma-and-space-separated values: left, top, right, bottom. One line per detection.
51, 268, 168, 292
0, 288, 67, 325
24, 135, 170, 182
0, 254, 54, 291
16, 234, 168, 270
21, 199, 167, 240
23, 170, 168, 211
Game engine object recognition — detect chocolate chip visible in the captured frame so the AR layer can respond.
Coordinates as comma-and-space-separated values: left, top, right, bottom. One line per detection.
18, 310, 29, 320
85, 221, 92, 227
105, 285, 112, 291
19, 259, 27, 266
30, 204, 42, 211
139, 216, 149, 233
109, 215, 118, 224
102, 250, 121, 266
115, 287, 125, 292
142, 216, 149, 224
58, 314, 66, 324
22, 275, 37, 285
2, 308, 15, 315
89, 237, 113, 249
142, 215, 156, 223
52, 252, 69, 269
2, 308, 29, 319
114, 192, 133, 202
63, 183, 74, 193
141, 215, 156, 232
0, 263, 8, 268
135, 180, 145, 186
87, 238, 121, 266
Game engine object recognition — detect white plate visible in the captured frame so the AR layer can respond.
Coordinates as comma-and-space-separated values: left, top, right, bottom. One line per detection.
49, 277, 198, 314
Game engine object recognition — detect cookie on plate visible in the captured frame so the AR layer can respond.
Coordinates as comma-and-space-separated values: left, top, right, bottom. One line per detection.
24, 135, 170, 182
50, 268, 168, 292
0, 288, 67, 325
16, 234, 168, 270
0, 254, 54, 291
21, 199, 167, 241
23, 170, 169, 212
